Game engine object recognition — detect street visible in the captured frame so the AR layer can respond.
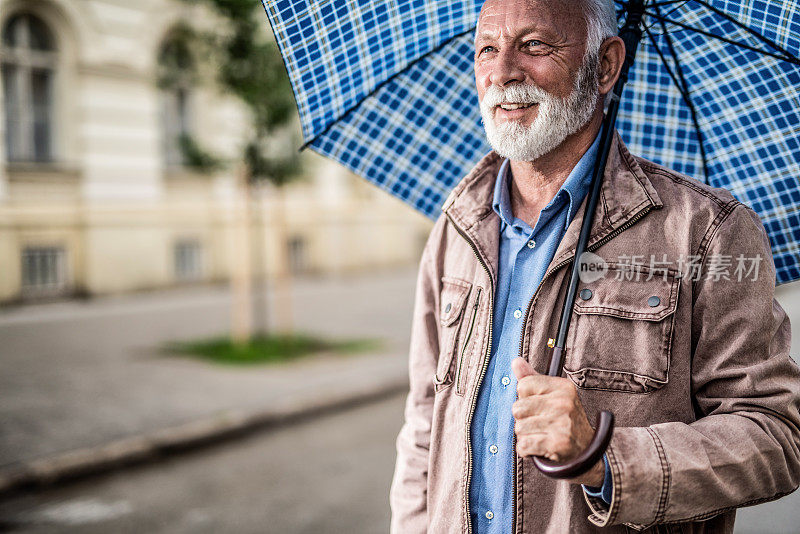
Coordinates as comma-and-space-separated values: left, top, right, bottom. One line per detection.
1, 273, 799, 532
0, 394, 406, 533
1, 393, 799, 533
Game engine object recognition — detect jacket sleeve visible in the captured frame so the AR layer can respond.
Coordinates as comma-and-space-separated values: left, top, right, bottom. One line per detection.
585, 202, 800, 529
389, 216, 445, 533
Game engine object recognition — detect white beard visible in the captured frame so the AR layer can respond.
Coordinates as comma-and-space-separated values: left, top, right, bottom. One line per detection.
479, 54, 599, 162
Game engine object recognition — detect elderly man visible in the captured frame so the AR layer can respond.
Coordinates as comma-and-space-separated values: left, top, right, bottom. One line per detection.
389, 0, 800, 532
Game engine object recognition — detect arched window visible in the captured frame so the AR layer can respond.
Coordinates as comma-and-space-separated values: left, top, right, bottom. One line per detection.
157, 29, 196, 168
2, 13, 57, 163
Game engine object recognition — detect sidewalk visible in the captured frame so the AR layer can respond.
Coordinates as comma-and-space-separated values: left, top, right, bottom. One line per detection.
0, 267, 419, 495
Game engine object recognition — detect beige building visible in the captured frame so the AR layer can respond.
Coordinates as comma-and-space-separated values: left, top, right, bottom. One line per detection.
0, 0, 431, 304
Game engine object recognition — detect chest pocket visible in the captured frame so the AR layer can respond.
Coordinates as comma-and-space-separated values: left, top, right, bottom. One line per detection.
433, 277, 479, 394
564, 265, 681, 394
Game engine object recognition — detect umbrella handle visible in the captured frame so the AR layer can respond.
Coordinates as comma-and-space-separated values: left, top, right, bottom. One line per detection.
532, 411, 614, 479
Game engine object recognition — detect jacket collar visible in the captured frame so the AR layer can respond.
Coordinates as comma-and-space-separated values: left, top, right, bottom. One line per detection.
441, 130, 663, 285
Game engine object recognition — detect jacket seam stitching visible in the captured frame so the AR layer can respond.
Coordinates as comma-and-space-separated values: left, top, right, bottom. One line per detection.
636, 163, 729, 209
697, 200, 741, 260
517, 454, 524, 534
647, 427, 671, 524
621, 145, 657, 206
607, 442, 622, 525
691, 200, 740, 296
600, 186, 614, 228
573, 306, 674, 320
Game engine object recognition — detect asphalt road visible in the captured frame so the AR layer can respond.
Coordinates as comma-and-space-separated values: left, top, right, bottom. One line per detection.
0, 394, 407, 534
1, 393, 799, 534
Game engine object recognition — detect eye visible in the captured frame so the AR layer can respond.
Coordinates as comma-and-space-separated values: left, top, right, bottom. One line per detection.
525, 39, 543, 48
478, 45, 495, 55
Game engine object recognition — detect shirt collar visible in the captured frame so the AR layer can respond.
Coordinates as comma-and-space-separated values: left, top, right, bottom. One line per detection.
491, 130, 602, 235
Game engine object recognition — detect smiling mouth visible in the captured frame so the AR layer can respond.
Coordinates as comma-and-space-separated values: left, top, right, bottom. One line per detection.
497, 102, 536, 111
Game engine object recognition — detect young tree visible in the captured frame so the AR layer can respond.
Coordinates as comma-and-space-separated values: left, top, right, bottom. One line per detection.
175, 0, 302, 341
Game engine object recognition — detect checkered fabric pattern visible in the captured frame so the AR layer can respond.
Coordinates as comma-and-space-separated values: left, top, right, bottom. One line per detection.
262, 0, 800, 284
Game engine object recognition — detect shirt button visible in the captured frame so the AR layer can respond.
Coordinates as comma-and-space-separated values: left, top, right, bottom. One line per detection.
489, 445, 498, 454
527, 239, 536, 249
513, 309, 522, 319
501, 376, 511, 386
485, 511, 494, 520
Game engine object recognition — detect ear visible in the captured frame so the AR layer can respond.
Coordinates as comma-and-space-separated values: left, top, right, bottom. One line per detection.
597, 36, 626, 98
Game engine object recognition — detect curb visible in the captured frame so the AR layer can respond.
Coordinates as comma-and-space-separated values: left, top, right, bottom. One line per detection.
0, 376, 409, 499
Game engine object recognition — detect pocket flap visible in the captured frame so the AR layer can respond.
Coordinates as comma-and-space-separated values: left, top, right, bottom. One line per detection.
574, 266, 680, 321
440, 277, 472, 326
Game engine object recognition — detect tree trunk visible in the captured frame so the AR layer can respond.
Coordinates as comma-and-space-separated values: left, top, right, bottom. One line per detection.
273, 185, 294, 333
231, 164, 253, 343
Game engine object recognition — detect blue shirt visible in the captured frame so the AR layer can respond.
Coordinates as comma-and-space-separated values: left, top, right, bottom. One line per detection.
468, 132, 610, 532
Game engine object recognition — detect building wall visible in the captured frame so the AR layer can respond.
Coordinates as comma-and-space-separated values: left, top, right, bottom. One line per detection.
0, 0, 432, 303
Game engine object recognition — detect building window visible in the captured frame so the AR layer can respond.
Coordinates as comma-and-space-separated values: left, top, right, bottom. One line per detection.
157, 29, 196, 168
287, 236, 308, 274
1, 13, 57, 163
21, 246, 67, 293
174, 240, 203, 281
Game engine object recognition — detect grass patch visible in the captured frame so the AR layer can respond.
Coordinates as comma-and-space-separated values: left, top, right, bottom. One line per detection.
165, 333, 382, 365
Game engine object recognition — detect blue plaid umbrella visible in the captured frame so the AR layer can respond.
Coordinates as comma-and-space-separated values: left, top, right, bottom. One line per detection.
262, 0, 800, 284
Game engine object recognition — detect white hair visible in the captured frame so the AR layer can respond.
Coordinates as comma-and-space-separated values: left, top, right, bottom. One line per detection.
582, 0, 618, 57
474, 0, 618, 57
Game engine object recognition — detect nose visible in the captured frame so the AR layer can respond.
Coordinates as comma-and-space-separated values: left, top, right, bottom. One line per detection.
489, 47, 525, 87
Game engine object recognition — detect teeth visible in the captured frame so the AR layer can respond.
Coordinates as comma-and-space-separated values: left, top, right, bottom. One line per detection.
499, 103, 533, 110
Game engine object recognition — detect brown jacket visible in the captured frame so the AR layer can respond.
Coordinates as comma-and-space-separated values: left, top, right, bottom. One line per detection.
390, 132, 800, 533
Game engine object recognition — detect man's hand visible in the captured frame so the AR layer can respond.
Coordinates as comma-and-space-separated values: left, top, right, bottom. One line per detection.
511, 357, 605, 487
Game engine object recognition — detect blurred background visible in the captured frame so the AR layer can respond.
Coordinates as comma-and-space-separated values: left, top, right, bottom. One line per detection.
0, 0, 798, 532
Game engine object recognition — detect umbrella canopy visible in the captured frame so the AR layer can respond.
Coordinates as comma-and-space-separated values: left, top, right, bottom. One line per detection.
262, 0, 800, 284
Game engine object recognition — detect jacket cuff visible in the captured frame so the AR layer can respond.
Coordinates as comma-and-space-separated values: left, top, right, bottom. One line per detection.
583, 427, 670, 530
582, 454, 613, 504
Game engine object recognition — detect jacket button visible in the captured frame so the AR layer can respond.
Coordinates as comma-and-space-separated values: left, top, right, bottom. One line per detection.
444, 302, 452, 313
648, 296, 661, 307
579, 288, 592, 300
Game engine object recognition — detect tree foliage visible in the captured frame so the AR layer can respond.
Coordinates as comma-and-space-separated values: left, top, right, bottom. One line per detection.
178, 0, 301, 184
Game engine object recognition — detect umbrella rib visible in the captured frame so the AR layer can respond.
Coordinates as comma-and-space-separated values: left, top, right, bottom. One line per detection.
642, 27, 687, 102
299, 27, 476, 151
644, 0, 692, 21
644, 11, 800, 66
642, 26, 709, 184
645, 0, 689, 7
688, 0, 799, 63
650, 13, 711, 183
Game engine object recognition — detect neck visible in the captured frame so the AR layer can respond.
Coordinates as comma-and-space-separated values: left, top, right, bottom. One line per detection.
507, 109, 603, 227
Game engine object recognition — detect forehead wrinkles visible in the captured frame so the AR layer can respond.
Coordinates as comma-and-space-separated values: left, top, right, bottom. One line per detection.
476, 0, 582, 43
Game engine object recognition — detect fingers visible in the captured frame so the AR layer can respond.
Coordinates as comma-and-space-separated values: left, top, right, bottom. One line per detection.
516, 373, 572, 398
512, 376, 586, 464
515, 432, 574, 461
511, 357, 537, 380
511, 396, 549, 419
513, 413, 566, 435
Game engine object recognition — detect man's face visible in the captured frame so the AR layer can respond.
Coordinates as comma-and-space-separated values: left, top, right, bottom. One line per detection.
474, 0, 600, 161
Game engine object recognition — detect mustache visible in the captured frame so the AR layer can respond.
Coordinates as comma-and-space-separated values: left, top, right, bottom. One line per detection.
479, 83, 554, 111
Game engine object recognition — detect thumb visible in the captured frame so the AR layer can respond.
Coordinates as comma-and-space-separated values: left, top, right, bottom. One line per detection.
511, 357, 538, 381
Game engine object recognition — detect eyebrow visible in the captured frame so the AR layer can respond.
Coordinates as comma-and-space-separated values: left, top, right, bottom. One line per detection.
475, 25, 542, 43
